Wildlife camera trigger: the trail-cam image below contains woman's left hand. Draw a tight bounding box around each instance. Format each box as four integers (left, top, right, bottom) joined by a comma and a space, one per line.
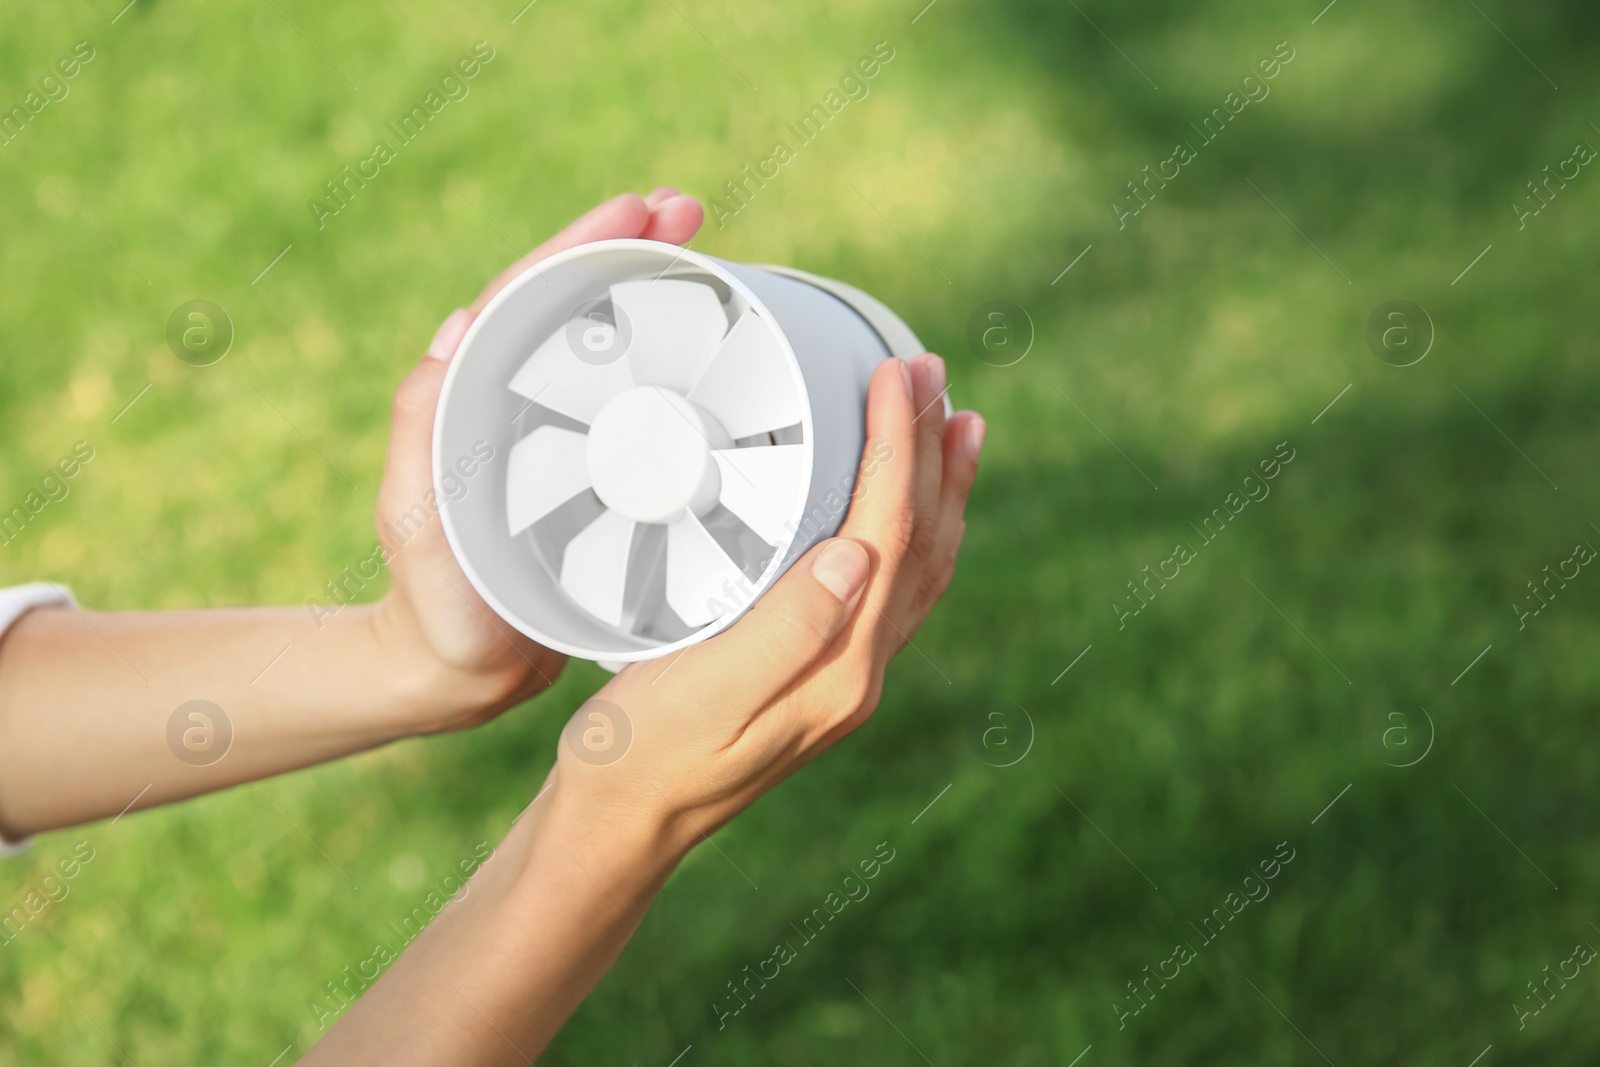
371, 188, 705, 730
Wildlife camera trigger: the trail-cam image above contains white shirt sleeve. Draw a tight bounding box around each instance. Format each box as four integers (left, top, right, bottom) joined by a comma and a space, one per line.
0, 582, 75, 857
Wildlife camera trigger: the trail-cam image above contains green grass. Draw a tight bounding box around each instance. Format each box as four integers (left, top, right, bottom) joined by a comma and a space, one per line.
4, 0, 1600, 1062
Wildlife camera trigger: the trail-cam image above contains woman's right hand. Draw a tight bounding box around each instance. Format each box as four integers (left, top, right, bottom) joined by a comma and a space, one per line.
302, 352, 981, 1067
546, 349, 985, 855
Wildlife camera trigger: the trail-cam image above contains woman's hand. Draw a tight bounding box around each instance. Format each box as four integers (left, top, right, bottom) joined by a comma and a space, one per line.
0, 189, 709, 839
302, 349, 983, 1067
551, 348, 984, 851
370, 189, 706, 731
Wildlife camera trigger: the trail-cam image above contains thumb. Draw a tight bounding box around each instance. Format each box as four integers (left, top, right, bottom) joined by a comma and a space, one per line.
646, 538, 872, 708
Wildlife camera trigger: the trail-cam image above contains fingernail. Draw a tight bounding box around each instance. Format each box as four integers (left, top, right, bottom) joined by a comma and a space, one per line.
927, 355, 946, 396
812, 538, 870, 607
965, 415, 986, 459
898, 359, 914, 397
427, 309, 470, 361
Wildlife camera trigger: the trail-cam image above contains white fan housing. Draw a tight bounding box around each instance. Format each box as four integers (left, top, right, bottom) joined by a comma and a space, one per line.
433, 239, 927, 664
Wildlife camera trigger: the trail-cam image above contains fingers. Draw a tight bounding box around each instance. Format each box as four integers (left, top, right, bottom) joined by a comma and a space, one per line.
902, 352, 948, 593
907, 410, 984, 627
469, 193, 650, 314
425, 308, 473, 363
640, 195, 704, 244
377, 340, 454, 544
525, 192, 653, 261
469, 191, 705, 314
839, 358, 918, 565
908, 355, 948, 512
828, 354, 982, 664
834, 358, 923, 656
640, 537, 871, 714
408, 187, 704, 523
379, 308, 470, 523
934, 412, 983, 557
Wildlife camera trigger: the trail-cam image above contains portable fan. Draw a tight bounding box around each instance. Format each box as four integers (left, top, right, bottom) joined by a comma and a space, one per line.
433, 239, 929, 664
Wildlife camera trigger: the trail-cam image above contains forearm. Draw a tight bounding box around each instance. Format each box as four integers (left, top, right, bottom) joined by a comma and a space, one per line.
303, 776, 685, 1065
0, 598, 485, 837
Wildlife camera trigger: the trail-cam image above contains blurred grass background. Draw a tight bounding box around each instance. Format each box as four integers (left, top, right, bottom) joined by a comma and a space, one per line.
3, 0, 1599, 1062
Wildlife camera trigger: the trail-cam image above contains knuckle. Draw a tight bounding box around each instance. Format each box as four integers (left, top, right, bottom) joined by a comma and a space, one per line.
827, 667, 879, 732
842, 650, 880, 707
926, 551, 958, 599
909, 519, 939, 562
887, 503, 919, 555
908, 569, 953, 625
947, 470, 976, 513
853, 668, 882, 714
771, 594, 840, 653
391, 381, 423, 422
853, 671, 885, 722
391, 366, 437, 422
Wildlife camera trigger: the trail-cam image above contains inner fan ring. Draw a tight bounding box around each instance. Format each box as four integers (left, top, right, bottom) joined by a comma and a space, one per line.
434, 238, 909, 665
500, 267, 810, 638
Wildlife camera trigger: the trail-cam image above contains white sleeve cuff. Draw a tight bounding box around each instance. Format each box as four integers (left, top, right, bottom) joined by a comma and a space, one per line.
0, 582, 76, 857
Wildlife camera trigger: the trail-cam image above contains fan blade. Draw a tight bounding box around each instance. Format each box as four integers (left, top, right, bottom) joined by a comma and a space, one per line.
665, 513, 748, 628
508, 327, 634, 425
609, 279, 729, 394
687, 311, 804, 440
506, 426, 592, 535
560, 509, 636, 627
712, 444, 807, 546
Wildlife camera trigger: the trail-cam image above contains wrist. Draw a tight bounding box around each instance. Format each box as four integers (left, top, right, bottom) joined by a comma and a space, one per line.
531, 770, 691, 891
354, 597, 518, 735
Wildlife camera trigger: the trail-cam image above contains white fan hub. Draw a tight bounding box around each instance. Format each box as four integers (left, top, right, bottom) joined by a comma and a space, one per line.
586, 385, 729, 525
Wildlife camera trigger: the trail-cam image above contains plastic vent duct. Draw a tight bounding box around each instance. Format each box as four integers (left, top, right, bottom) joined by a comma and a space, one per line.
433, 238, 927, 664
